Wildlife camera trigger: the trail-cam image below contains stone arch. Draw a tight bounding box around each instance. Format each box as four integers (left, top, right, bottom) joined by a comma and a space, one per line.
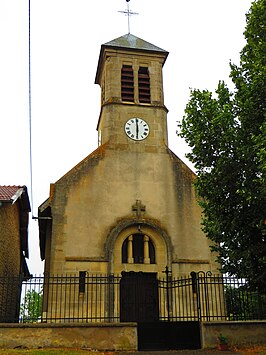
104, 218, 173, 274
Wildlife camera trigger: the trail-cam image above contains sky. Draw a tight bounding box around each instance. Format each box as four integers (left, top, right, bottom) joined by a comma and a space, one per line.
0, 0, 253, 274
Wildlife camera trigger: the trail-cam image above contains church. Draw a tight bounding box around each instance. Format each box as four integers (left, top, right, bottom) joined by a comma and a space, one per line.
38, 33, 218, 279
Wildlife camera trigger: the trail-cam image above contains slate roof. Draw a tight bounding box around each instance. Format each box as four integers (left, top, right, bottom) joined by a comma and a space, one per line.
104, 33, 168, 54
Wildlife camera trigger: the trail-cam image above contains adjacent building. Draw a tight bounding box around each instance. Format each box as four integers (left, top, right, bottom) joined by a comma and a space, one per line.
0, 185, 31, 322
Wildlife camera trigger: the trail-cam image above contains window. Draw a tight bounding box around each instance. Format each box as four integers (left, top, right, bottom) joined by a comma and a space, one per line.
138, 67, 150, 103
101, 79, 105, 104
121, 66, 151, 103
98, 129, 102, 146
79, 271, 86, 293
122, 233, 155, 264
133, 233, 144, 263
121, 65, 134, 102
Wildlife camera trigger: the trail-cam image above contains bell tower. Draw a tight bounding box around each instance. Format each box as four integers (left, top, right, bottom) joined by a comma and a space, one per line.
95, 34, 169, 149
39, 32, 218, 279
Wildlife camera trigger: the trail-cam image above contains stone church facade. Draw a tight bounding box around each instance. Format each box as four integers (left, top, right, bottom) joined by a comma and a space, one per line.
38, 34, 218, 279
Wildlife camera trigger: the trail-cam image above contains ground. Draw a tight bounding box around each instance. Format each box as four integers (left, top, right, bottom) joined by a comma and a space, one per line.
0, 346, 265, 355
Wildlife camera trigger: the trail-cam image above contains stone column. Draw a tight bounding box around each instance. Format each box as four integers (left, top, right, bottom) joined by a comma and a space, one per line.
127, 236, 134, 263
144, 235, 150, 264
132, 63, 137, 103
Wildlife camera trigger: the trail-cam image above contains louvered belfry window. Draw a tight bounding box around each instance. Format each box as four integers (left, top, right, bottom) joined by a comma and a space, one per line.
121, 65, 134, 102
138, 67, 150, 103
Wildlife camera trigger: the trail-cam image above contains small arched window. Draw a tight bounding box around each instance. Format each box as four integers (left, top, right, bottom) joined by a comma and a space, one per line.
122, 233, 155, 264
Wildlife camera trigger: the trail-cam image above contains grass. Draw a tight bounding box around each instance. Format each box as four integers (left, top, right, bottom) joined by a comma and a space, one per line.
2, 352, 108, 355
0, 346, 265, 354
233, 345, 266, 354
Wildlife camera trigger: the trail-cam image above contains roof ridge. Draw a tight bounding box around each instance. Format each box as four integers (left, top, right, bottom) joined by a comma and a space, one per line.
0, 185, 23, 188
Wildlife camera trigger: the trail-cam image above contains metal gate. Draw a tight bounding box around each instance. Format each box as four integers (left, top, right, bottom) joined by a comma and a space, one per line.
120, 271, 159, 322
120, 270, 201, 350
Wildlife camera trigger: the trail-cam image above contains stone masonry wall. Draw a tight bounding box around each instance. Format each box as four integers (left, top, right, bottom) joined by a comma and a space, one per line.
0, 203, 21, 322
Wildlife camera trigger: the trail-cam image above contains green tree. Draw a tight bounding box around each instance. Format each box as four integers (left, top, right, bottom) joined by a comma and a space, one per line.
178, 0, 266, 291
225, 285, 266, 320
20, 289, 43, 322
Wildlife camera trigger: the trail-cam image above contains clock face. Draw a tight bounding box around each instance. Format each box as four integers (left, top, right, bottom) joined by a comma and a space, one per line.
125, 118, 150, 141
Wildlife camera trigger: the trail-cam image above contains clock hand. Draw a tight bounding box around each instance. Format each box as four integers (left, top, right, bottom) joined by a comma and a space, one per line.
136, 118, 139, 139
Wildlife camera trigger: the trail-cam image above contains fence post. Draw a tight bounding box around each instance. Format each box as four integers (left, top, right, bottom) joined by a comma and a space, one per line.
163, 266, 172, 322
191, 271, 201, 321
107, 274, 114, 322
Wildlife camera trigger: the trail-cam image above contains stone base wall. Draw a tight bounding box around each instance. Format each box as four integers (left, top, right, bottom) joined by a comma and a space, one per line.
201, 321, 266, 348
0, 323, 137, 351
1, 321, 265, 350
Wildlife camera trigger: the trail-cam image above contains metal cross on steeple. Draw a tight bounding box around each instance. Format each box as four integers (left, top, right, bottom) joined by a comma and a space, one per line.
118, 0, 138, 34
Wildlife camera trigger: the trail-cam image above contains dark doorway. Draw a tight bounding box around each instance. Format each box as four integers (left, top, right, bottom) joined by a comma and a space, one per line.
120, 271, 159, 322
120, 271, 201, 350
138, 321, 201, 350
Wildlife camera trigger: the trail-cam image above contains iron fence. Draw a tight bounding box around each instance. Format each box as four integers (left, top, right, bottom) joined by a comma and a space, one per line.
159, 271, 266, 322
0, 271, 265, 323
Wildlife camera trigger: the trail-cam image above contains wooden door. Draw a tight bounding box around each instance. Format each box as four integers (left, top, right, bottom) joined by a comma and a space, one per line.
120, 271, 159, 322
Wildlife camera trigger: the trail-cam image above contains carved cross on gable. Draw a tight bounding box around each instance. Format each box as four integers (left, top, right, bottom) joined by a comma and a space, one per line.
132, 199, 146, 218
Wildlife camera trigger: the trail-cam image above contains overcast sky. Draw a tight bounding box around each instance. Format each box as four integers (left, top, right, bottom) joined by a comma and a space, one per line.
0, 0, 252, 274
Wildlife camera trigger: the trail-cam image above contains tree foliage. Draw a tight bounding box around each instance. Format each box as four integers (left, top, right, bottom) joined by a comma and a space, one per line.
20, 289, 43, 322
225, 285, 266, 320
178, 0, 266, 290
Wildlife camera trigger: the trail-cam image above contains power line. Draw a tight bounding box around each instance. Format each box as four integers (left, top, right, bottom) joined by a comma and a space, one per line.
28, 1, 51, 222
28, 0, 35, 218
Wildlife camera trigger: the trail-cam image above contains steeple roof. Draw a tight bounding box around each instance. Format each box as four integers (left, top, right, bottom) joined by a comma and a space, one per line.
104, 33, 168, 54
95, 33, 168, 84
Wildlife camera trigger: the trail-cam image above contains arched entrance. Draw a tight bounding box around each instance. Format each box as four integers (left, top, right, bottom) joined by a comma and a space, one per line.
104, 219, 171, 324
104, 219, 172, 275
